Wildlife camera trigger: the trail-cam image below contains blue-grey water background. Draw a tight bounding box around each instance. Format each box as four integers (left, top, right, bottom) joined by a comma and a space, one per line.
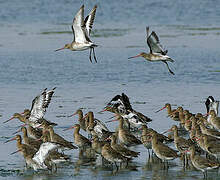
0, 0, 220, 179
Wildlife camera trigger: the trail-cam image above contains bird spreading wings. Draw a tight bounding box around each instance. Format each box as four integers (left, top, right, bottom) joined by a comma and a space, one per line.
72, 5, 97, 43
29, 87, 56, 122
146, 26, 168, 55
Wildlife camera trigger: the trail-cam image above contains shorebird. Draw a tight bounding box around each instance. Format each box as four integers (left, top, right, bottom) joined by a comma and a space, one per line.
150, 131, 179, 169
202, 135, 220, 159
155, 103, 179, 121
26, 125, 42, 139
55, 5, 98, 63
108, 134, 140, 158
69, 109, 87, 131
166, 125, 194, 167
64, 124, 91, 149
4, 135, 37, 156
209, 110, 220, 130
26, 88, 56, 123
101, 94, 127, 114
101, 143, 129, 170
91, 135, 109, 154
22, 109, 57, 128
116, 115, 142, 146
205, 96, 219, 115
47, 126, 78, 150
198, 120, 220, 139
85, 111, 112, 140
104, 93, 152, 126
4, 88, 57, 128
141, 125, 153, 155
186, 146, 219, 178
128, 27, 175, 75
13, 127, 42, 149
12, 142, 65, 171
4, 113, 27, 124
205, 96, 219, 124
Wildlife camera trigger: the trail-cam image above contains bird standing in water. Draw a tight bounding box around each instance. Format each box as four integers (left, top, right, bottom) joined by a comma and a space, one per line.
55, 5, 98, 63
128, 27, 175, 75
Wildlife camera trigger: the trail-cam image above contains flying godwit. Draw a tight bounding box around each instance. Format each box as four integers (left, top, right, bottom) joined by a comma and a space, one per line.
55, 5, 98, 63
128, 27, 175, 75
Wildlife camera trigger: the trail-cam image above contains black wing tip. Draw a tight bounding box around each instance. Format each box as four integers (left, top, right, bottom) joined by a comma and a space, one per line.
146, 26, 149, 31
94, 4, 98, 9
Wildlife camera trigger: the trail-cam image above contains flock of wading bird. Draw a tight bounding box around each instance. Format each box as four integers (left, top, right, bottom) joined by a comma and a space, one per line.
3, 87, 220, 178
55, 5, 175, 75
2, 4, 220, 179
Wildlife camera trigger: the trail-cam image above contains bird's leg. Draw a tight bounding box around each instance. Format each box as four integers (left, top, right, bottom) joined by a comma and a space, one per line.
89, 48, 93, 63
148, 149, 150, 158
162, 61, 175, 75
120, 162, 123, 168
92, 48, 97, 63
115, 162, 118, 171
183, 153, 186, 170
203, 171, 206, 179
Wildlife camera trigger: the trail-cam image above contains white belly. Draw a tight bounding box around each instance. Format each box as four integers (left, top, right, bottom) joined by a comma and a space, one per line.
72, 43, 92, 51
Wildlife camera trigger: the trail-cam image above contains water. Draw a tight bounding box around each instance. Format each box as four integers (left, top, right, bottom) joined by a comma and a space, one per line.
0, 0, 220, 179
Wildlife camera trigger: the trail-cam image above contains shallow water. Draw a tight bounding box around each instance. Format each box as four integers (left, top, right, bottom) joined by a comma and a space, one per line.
0, 0, 220, 179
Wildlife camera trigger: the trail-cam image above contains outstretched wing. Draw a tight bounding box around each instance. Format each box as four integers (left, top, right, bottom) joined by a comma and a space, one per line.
72, 5, 89, 43
84, 5, 97, 37
121, 93, 133, 111
33, 142, 62, 165
106, 94, 126, 114
94, 118, 109, 133
147, 27, 168, 55
29, 88, 56, 122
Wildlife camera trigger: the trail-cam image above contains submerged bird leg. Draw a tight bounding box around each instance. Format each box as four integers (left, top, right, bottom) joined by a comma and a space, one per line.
53, 164, 57, 173
148, 149, 150, 158
92, 47, 97, 63
162, 61, 175, 75
89, 48, 93, 63
115, 162, 119, 171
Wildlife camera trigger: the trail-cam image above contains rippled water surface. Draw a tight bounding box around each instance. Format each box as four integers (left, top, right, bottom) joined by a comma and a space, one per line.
0, 0, 220, 179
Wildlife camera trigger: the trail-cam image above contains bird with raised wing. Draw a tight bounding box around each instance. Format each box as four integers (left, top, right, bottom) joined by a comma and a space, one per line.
55, 5, 98, 63
26, 87, 56, 126
128, 27, 175, 75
